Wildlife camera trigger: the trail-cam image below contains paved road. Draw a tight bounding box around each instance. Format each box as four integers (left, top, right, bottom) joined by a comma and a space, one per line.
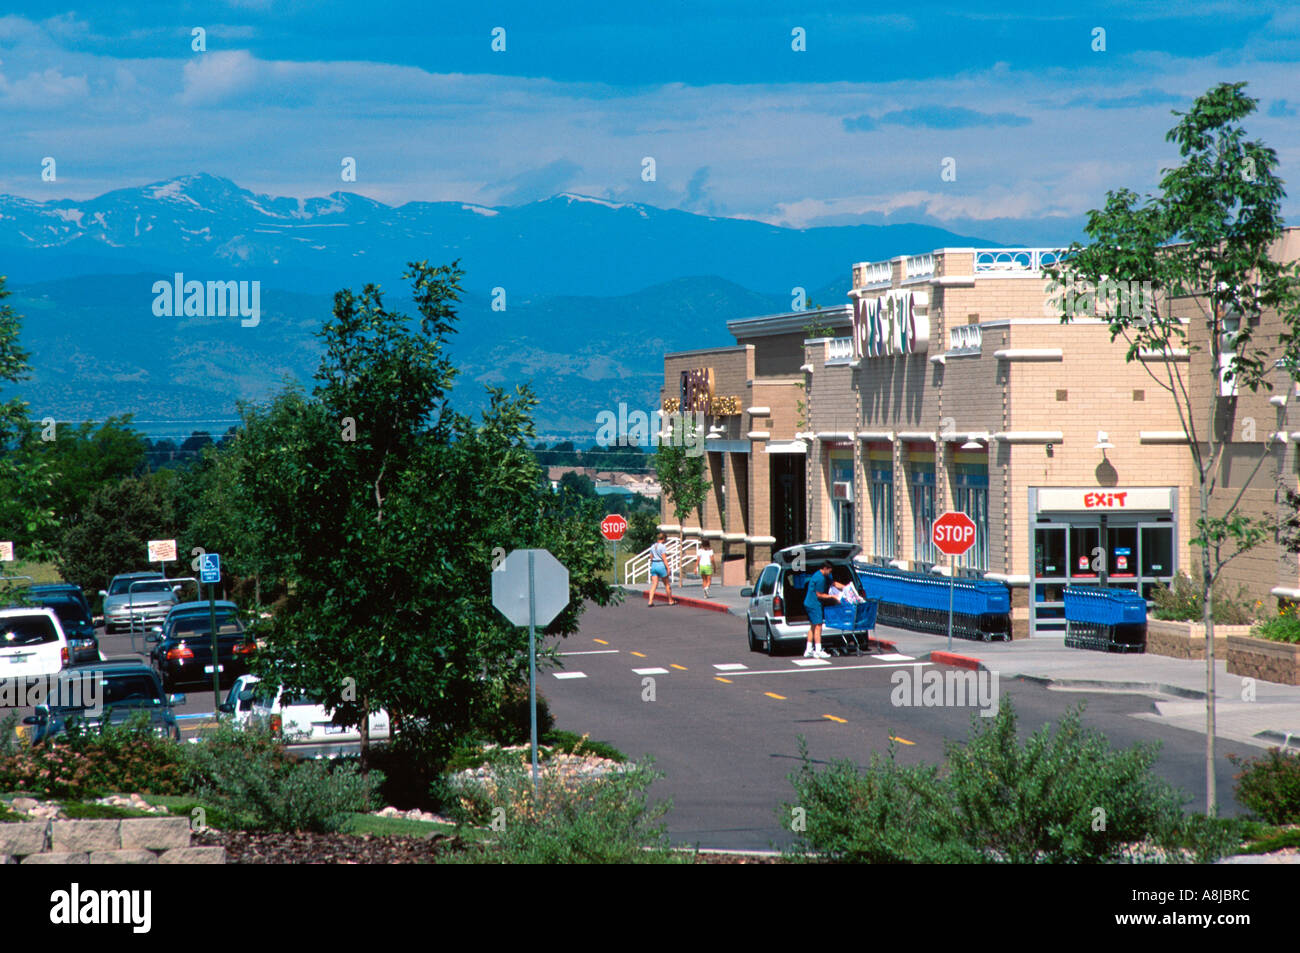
544, 599, 1249, 851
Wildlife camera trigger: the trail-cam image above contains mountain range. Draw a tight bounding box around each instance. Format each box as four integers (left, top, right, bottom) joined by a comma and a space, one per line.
0, 174, 1002, 432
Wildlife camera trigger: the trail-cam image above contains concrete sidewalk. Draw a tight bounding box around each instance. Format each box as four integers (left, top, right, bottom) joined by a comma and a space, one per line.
621, 581, 1300, 752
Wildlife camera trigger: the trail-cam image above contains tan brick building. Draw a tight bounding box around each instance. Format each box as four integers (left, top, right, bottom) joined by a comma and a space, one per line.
659, 306, 852, 584
657, 234, 1300, 634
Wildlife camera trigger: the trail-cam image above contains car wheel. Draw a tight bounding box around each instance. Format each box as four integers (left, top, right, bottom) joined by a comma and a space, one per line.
765, 622, 778, 657
747, 615, 762, 653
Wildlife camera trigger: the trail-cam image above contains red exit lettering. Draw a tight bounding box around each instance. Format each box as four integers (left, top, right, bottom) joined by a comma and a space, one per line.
1083, 492, 1127, 508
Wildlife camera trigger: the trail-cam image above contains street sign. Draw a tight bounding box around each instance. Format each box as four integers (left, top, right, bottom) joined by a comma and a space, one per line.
200, 552, 221, 585
148, 539, 177, 563
600, 514, 628, 542
933, 511, 977, 557
0, 542, 12, 562
492, 548, 569, 627
491, 548, 570, 791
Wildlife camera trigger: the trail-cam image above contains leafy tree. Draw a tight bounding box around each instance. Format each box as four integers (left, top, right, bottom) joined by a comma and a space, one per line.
241, 261, 616, 768
558, 470, 598, 500
56, 472, 180, 595
17, 416, 147, 529
0, 276, 59, 558
1046, 82, 1300, 814
654, 419, 710, 582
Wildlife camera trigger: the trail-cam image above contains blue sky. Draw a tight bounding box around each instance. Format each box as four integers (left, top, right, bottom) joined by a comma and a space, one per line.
2, 1, 1298, 244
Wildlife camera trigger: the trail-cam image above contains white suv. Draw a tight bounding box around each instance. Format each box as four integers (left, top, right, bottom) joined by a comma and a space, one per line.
0, 608, 70, 678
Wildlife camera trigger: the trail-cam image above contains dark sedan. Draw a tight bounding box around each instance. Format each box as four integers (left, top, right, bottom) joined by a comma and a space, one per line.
147, 609, 255, 692
21, 662, 184, 743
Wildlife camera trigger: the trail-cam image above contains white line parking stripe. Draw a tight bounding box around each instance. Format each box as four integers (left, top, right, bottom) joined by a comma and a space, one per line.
874, 653, 915, 661
632, 667, 670, 675
552, 672, 588, 679
730, 662, 933, 677
560, 649, 620, 656
713, 663, 748, 671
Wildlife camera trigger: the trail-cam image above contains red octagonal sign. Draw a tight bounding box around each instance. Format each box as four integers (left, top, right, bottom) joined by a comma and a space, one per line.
932, 511, 977, 557
600, 514, 628, 542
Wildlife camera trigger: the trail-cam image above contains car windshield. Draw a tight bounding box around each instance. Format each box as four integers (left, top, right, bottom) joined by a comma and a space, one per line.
55, 673, 164, 709
109, 577, 162, 590
0, 615, 58, 647
125, 581, 173, 596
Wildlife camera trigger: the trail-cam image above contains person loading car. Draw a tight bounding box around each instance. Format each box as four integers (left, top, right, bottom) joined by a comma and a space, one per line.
802, 561, 840, 659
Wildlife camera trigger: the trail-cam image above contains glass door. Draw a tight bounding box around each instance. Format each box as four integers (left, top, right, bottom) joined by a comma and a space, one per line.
1139, 523, 1175, 601
1033, 525, 1068, 633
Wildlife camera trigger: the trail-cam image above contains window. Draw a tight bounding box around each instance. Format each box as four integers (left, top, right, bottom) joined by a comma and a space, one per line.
910, 463, 936, 565
869, 466, 894, 559
952, 463, 989, 572
757, 566, 779, 596
830, 457, 854, 544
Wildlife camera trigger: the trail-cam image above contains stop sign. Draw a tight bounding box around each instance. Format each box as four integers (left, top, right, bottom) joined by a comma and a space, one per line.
600, 514, 628, 542
932, 511, 977, 556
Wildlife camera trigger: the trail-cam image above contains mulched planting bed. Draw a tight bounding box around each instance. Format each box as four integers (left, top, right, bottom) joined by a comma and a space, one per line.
193, 829, 783, 863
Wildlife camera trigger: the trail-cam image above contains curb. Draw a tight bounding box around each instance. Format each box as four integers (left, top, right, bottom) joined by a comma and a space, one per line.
646, 591, 731, 614
929, 651, 982, 671
1253, 729, 1300, 749
1019, 675, 1208, 699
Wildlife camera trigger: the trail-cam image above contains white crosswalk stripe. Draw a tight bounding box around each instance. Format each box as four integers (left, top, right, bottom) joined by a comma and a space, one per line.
632, 667, 670, 675
552, 672, 588, 679
713, 663, 748, 671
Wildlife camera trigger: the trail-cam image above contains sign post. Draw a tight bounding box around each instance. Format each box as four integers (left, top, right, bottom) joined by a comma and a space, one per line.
491, 549, 569, 791
200, 553, 222, 710
600, 514, 628, 583
932, 512, 978, 652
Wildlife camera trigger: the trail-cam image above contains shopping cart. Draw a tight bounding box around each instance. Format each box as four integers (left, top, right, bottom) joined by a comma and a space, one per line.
821, 599, 880, 657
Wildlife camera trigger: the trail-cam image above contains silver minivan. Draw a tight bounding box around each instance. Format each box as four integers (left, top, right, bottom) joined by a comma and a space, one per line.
742, 542, 870, 655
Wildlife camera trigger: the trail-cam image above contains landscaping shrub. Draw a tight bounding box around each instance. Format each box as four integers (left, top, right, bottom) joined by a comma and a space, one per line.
443, 757, 682, 863
1150, 572, 1254, 624
0, 712, 189, 800
1230, 747, 1300, 825
787, 702, 1234, 864
183, 721, 382, 833
1251, 603, 1300, 645
472, 681, 555, 747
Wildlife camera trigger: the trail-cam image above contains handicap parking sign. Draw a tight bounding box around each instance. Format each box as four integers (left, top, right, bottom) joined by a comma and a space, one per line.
200, 552, 221, 584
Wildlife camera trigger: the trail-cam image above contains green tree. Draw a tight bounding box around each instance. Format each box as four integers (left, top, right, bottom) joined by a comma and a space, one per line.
18, 416, 147, 530
654, 419, 710, 582
1046, 82, 1300, 814
242, 262, 616, 768
56, 472, 180, 595
0, 276, 59, 559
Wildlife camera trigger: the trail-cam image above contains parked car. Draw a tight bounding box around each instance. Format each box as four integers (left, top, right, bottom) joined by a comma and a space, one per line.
0, 607, 69, 678
146, 605, 255, 692
742, 542, 870, 656
100, 572, 178, 633
21, 662, 184, 743
152, 600, 242, 640
27, 583, 92, 618
219, 674, 390, 758
24, 592, 98, 664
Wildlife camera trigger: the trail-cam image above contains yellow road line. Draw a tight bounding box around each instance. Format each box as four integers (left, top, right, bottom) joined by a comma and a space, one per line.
670, 663, 687, 671
630, 651, 646, 658
764, 692, 786, 700
593, 638, 609, 645
714, 676, 732, 684
889, 735, 916, 746
823, 714, 847, 724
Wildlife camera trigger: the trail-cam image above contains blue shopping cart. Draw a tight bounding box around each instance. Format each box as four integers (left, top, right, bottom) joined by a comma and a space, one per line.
821, 599, 880, 657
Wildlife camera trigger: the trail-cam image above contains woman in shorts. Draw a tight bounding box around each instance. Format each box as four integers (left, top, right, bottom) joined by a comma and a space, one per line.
698, 539, 715, 597
647, 533, 675, 606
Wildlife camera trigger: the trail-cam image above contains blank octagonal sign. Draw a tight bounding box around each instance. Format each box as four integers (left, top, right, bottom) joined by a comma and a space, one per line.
491, 548, 570, 627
